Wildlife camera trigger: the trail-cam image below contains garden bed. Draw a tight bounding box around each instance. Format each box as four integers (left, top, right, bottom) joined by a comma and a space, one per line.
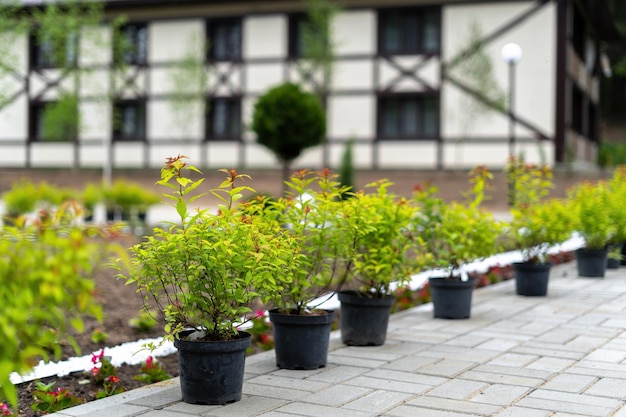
11, 232, 575, 416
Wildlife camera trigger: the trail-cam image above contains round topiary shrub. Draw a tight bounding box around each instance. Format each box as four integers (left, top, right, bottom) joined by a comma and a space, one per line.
252, 82, 326, 181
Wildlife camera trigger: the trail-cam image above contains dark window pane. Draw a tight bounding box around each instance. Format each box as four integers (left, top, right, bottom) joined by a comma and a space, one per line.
423, 98, 437, 135
210, 20, 241, 61
423, 13, 439, 52
404, 15, 418, 53
380, 96, 439, 139
136, 26, 148, 64
382, 99, 398, 136
402, 100, 418, 135
118, 24, 148, 65
383, 14, 401, 53
33, 31, 78, 68
114, 101, 145, 141
379, 8, 440, 55
207, 98, 241, 140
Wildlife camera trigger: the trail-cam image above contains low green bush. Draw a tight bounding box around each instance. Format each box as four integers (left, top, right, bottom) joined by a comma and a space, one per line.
0, 204, 119, 408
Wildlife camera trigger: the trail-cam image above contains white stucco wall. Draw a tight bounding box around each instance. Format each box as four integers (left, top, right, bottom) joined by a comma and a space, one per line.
327, 95, 375, 140
0, 96, 27, 142
79, 25, 111, 67
148, 99, 204, 140
0, 1, 568, 170
244, 15, 286, 59
334, 10, 376, 56
245, 63, 285, 95
441, 2, 556, 147
31, 143, 76, 167
150, 20, 204, 63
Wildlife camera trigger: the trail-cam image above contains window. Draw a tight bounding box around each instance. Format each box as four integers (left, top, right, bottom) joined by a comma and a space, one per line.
206, 97, 241, 140
113, 100, 146, 141
378, 95, 438, 139
379, 8, 440, 55
207, 19, 241, 61
289, 12, 332, 59
30, 97, 79, 142
288, 14, 306, 59
31, 31, 78, 69
115, 23, 148, 66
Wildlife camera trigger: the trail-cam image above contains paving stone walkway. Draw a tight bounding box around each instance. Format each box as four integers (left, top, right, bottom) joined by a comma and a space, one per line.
49, 260, 626, 417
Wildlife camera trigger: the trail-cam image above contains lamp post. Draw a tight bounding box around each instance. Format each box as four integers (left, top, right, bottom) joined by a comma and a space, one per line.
501, 42, 522, 207
501, 42, 523, 158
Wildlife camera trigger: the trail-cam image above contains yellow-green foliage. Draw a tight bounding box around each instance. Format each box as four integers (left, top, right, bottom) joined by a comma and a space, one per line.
259, 169, 358, 313
607, 166, 626, 244
0, 203, 109, 408
413, 166, 504, 276
118, 158, 300, 341
567, 181, 615, 250
104, 180, 160, 213
3, 180, 76, 217
342, 179, 420, 297
512, 198, 574, 263
508, 161, 573, 262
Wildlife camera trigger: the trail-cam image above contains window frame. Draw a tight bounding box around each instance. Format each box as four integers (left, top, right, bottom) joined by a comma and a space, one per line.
29, 99, 79, 143
377, 7, 441, 56
30, 30, 79, 69
206, 18, 242, 62
112, 99, 147, 142
377, 93, 440, 140
114, 22, 148, 67
205, 96, 242, 141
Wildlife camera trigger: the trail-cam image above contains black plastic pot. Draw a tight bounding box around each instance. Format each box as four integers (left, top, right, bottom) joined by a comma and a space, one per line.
513, 262, 551, 296
174, 331, 251, 405
269, 309, 334, 370
607, 257, 621, 269
576, 247, 608, 278
338, 290, 395, 346
429, 277, 476, 319
621, 242, 626, 266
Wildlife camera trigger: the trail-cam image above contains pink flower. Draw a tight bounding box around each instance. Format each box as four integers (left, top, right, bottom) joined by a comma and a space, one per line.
91, 348, 105, 365
145, 356, 154, 368
0, 403, 11, 416
91, 367, 100, 377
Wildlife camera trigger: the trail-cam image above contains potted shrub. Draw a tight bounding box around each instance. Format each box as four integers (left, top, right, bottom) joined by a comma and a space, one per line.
117, 156, 299, 404
508, 161, 574, 295
337, 179, 421, 346
136, 187, 161, 224
258, 169, 359, 369
81, 183, 103, 222
606, 166, 626, 268
567, 181, 615, 277
510, 198, 573, 295
413, 166, 504, 319
3, 179, 39, 226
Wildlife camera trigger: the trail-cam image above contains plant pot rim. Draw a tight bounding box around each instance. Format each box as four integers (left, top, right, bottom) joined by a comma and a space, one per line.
428, 276, 476, 282
269, 308, 334, 316
338, 289, 395, 299
513, 261, 553, 267
175, 329, 251, 343
576, 246, 608, 252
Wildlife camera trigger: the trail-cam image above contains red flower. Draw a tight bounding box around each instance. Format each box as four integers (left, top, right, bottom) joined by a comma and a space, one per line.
91, 367, 100, 377
107, 375, 120, 384
145, 356, 155, 368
